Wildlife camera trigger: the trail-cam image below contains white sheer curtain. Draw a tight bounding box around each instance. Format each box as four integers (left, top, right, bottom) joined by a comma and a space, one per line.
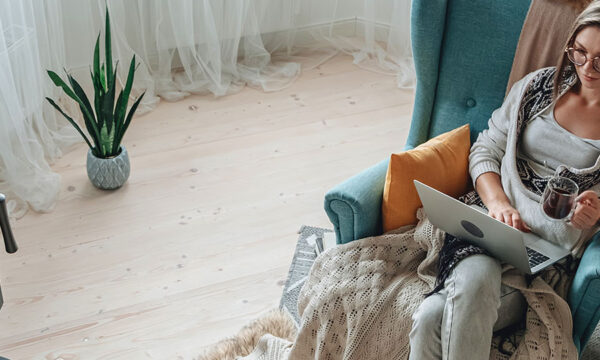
0, 0, 414, 218
64, 0, 305, 113
288, 0, 415, 88
66, 0, 414, 112
0, 0, 79, 218
338, 0, 415, 88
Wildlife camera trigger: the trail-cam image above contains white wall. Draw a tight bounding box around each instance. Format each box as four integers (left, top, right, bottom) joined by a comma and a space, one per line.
293, 0, 362, 28
290, 0, 395, 28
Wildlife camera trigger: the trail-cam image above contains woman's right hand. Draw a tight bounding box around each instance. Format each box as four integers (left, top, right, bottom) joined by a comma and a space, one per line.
487, 200, 532, 232
476, 172, 532, 232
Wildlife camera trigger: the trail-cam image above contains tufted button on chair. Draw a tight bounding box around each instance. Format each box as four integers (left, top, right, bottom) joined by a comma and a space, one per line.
323, 0, 600, 354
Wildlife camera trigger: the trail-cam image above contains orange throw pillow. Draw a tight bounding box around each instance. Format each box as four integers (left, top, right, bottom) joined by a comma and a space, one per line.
382, 124, 472, 232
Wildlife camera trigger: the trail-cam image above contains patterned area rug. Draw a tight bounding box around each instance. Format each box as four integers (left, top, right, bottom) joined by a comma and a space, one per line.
279, 225, 600, 358
279, 225, 332, 327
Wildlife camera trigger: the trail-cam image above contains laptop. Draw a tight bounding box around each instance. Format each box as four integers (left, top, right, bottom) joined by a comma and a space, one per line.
413, 180, 570, 274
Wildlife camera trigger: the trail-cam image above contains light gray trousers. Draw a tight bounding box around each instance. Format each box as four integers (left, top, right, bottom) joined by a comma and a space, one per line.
408, 254, 523, 360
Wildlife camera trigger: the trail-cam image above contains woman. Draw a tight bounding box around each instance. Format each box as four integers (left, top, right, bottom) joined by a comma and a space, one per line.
409, 2, 600, 359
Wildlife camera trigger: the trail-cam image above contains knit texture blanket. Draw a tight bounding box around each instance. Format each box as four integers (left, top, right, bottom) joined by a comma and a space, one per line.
241, 210, 577, 360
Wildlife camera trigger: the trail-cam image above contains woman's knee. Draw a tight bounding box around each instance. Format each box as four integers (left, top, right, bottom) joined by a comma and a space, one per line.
450, 255, 502, 300
410, 295, 444, 336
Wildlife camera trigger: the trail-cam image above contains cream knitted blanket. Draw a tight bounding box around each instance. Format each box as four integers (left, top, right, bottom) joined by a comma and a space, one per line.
241, 210, 578, 360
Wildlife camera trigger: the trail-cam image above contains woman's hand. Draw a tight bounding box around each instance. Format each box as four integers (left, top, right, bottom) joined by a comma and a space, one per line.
475, 172, 532, 232
487, 200, 532, 232
570, 190, 600, 230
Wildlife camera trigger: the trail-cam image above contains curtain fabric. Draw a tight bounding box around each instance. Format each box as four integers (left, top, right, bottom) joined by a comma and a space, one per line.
0, 0, 414, 218
300, 0, 415, 88
0, 0, 79, 218
105, 0, 303, 111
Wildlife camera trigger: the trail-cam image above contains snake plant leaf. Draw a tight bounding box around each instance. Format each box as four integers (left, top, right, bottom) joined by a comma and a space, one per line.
119, 56, 136, 119
98, 123, 115, 157
114, 87, 125, 125
112, 56, 136, 148
111, 91, 125, 155
67, 74, 102, 150
105, 7, 113, 90
124, 56, 136, 94
100, 64, 107, 92
47, 70, 79, 103
91, 67, 105, 134
67, 73, 95, 123
114, 92, 145, 150
93, 34, 100, 84
103, 64, 117, 136
46, 97, 96, 153
47, 70, 97, 133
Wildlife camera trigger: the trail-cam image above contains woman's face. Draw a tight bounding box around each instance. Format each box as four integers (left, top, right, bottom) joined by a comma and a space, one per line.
572, 26, 600, 91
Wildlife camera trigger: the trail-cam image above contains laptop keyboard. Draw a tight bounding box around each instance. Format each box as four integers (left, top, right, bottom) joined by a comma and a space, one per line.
526, 247, 550, 268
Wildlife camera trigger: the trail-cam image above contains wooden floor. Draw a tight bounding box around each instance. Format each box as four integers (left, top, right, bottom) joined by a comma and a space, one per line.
0, 54, 413, 359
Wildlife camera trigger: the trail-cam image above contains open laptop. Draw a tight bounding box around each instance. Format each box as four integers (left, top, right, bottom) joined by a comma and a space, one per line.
413, 180, 570, 274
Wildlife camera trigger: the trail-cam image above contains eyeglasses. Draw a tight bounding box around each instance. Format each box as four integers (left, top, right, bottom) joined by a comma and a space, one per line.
565, 47, 600, 73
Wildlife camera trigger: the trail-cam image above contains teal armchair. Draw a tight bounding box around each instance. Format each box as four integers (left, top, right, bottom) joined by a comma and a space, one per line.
324, 0, 600, 354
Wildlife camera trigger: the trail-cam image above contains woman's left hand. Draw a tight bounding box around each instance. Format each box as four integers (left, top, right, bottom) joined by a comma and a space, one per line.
570, 190, 600, 229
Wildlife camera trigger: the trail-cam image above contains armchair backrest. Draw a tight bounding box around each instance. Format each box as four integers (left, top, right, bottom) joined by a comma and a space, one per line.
406, 0, 531, 149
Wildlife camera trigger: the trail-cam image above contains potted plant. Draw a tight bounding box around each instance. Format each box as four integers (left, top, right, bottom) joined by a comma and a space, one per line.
46, 8, 144, 190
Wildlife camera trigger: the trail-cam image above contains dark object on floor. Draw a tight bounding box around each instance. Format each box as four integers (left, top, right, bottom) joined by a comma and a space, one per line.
0, 193, 18, 311
0, 194, 17, 254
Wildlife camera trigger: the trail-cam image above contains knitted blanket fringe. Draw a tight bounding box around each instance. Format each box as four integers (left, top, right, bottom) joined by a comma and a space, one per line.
241, 209, 577, 360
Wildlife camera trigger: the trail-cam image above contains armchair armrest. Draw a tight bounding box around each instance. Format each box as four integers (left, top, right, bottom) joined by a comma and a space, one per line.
568, 231, 600, 354
324, 159, 389, 244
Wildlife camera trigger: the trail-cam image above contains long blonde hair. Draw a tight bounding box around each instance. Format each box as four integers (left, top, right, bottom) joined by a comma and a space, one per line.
553, 0, 600, 97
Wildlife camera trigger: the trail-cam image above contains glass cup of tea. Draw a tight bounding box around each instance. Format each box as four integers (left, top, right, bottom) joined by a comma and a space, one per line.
540, 176, 579, 221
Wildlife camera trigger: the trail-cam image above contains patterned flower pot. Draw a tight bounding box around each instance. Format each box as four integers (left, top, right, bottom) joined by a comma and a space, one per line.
86, 146, 130, 190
